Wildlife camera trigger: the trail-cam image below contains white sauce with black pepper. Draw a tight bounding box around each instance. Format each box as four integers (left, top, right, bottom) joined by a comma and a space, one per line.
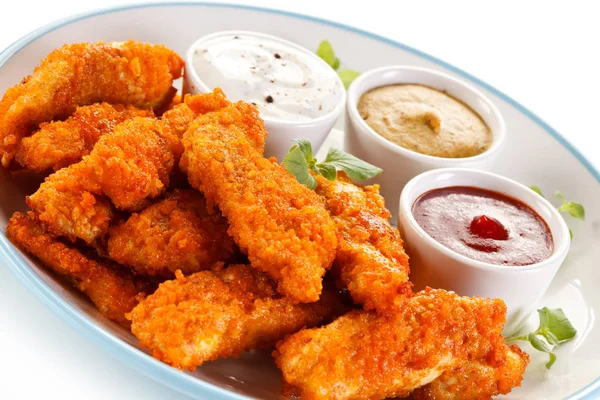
192, 33, 343, 121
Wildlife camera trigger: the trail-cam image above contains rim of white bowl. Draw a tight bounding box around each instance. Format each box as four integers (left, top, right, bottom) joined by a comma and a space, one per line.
347, 65, 506, 164
185, 30, 347, 128
399, 167, 571, 272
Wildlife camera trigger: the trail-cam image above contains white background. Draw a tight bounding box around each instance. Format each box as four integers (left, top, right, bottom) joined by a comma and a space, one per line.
0, 1, 598, 399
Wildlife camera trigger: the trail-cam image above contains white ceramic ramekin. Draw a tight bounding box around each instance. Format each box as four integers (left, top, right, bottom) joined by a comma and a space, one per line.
184, 31, 346, 161
345, 66, 506, 221
398, 168, 571, 334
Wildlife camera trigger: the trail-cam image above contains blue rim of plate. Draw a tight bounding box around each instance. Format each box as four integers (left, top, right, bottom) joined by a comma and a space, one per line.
0, 3, 598, 400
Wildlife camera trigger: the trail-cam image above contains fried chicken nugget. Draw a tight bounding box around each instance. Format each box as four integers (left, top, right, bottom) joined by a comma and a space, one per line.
15, 103, 153, 173
0, 41, 183, 168
7, 212, 154, 327
108, 189, 236, 277
28, 117, 179, 243
315, 173, 411, 313
274, 288, 529, 400
129, 264, 346, 371
180, 97, 337, 303
413, 345, 529, 400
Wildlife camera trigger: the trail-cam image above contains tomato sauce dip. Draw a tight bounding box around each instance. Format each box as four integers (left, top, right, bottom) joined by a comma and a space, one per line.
412, 186, 553, 266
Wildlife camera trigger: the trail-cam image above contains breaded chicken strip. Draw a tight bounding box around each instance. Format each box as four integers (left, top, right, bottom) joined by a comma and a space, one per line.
315, 173, 411, 313
26, 162, 114, 244
413, 345, 529, 400
108, 189, 236, 277
160, 89, 231, 138
129, 264, 346, 371
15, 103, 153, 173
7, 212, 154, 327
28, 117, 179, 243
274, 288, 528, 400
180, 98, 337, 303
0, 41, 183, 168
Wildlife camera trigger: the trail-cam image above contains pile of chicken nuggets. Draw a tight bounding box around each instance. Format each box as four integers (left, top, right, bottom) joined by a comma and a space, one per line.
0, 41, 529, 400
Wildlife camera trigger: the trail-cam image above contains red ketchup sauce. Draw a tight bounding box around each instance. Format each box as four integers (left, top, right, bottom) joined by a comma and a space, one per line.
412, 186, 553, 266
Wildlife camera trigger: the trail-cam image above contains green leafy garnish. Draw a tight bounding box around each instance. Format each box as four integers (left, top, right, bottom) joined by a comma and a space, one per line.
556, 191, 585, 221
316, 40, 340, 70
507, 307, 577, 369
530, 185, 544, 197
316, 40, 361, 89
283, 139, 382, 189
529, 186, 585, 238
338, 69, 362, 89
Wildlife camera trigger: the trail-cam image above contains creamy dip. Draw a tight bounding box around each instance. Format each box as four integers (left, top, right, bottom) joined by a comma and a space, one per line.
358, 84, 492, 158
192, 33, 343, 121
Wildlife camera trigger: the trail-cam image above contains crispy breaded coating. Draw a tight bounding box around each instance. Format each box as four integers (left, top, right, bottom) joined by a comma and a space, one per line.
274, 288, 528, 400
107, 189, 236, 277
26, 162, 113, 244
315, 173, 411, 313
15, 103, 153, 173
0, 41, 183, 168
160, 89, 231, 139
180, 96, 337, 303
129, 264, 346, 371
7, 212, 153, 327
27, 117, 179, 243
413, 345, 529, 400
86, 116, 179, 210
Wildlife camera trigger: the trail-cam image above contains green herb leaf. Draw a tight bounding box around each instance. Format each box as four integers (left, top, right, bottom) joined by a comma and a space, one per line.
530, 185, 544, 197
283, 144, 317, 190
537, 307, 577, 343
546, 352, 557, 369
555, 191, 585, 220
314, 163, 337, 181
293, 139, 313, 162
557, 201, 585, 221
316, 41, 340, 70
283, 141, 382, 188
338, 69, 361, 89
506, 307, 577, 369
322, 147, 382, 181
569, 229, 573, 240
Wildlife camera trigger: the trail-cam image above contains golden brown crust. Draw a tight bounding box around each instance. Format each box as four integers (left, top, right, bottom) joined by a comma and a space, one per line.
107, 189, 236, 277
129, 264, 346, 371
15, 103, 153, 173
0, 41, 183, 167
27, 116, 180, 244
315, 173, 411, 313
274, 288, 526, 400
412, 345, 530, 400
6, 212, 152, 327
180, 96, 337, 303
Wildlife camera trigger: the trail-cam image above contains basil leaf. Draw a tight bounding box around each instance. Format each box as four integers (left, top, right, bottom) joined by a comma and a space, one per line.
537, 307, 577, 343
555, 191, 566, 203
530, 185, 544, 197
504, 307, 576, 369
323, 147, 382, 181
558, 202, 585, 221
314, 163, 337, 181
283, 145, 317, 190
528, 333, 553, 353
316, 40, 339, 70
293, 139, 314, 162
338, 69, 361, 89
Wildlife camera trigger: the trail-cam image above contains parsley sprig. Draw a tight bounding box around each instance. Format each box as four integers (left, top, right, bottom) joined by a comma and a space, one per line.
507, 307, 577, 369
317, 40, 361, 89
530, 186, 585, 238
283, 139, 382, 190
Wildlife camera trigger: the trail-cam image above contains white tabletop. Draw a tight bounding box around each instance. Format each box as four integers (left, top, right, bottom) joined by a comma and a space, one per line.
0, 1, 598, 399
